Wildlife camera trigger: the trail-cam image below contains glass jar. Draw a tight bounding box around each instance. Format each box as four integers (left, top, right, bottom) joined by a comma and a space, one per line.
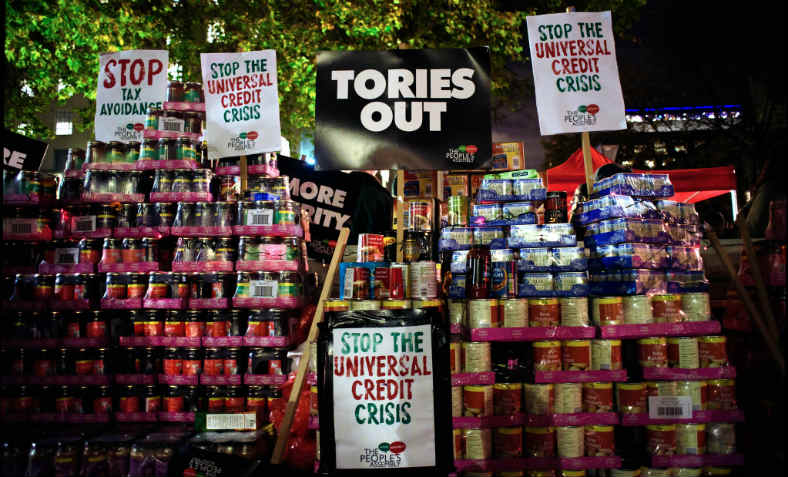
467, 244, 492, 299
158, 138, 177, 161
140, 138, 158, 160
185, 310, 205, 338
184, 82, 203, 102
278, 272, 302, 300
117, 203, 137, 228
122, 238, 144, 263
172, 169, 192, 193
126, 273, 147, 299
184, 112, 202, 135
152, 169, 173, 194
107, 141, 125, 163
176, 136, 195, 162
167, 81, 185, 102
274, 201, 299, 225
102, 238, 123, 265
192, 169, 211, 193
545, 191, 568, 224
85, 141, 106, 165
65, 148, 85, 171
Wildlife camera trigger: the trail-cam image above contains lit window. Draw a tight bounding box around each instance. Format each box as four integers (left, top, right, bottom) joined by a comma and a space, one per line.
55, 110, 74, 135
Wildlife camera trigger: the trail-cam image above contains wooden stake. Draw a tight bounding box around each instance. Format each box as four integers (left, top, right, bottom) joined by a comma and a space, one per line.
706, 225, 785, 375
271, 227, 351, 464
239, 155, 248, 194
581, 131, 594, 195
737, 217, 781, 339
396, 169, 405, 262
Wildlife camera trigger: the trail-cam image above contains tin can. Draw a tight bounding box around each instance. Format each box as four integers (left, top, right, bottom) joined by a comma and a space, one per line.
646, 424, 677, 456
529, 298, 560, 327
463, 342, 491, 372
495, 427, 523, 457
555, 383, 583, 414
490, 259, 517, 299
646, 381, 678, 398
357, 233, 384, 262
667, 337, 699, 368
525, 427, 555, 457
533, 340, 562, 371
463, 385, 493, 417
617, 383, 648, 414
583, 382, 613, 413
623, 295, 654, 324
493, 382, 522, 415
406, 200, 432, 231
651, 294, 683, 323
556, 426, 584, 458
585, 425, 615, 456
524, 383, 554, 415
707, 379, 737, 410
379, 299, 411, 311
390, 263, 410, 298
500, 298, 528, 327
591, 339, 622, 371
350, 300, 381, 311
409, 261, 438, 299
698, 336, 728, 367
447, 196, 469, 226
637, 337, 669, 368
453, 428, 464, 459
468, 298, 500, 328
681, 292, 711, 322
706, 422, 736, 455
448, 299, 467, 328
559, 297, 589, 327
371, 266, 391, 300
449, 340, 463, 375
463, 428, 492, 460
451, 386, 463, 417
325, 299, 350, 312
676, 380, 707, 411
592, 297, 624, 326
343, 267, 370, 300
562, 340, 591, 371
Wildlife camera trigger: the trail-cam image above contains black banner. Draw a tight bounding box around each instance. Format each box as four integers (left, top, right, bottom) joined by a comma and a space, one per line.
3, 129, 48, 171
278, 155, 393, 261
315, 47, 492, 170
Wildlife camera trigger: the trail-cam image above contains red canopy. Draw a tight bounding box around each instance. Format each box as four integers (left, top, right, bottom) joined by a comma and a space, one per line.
545, 147, 737, 203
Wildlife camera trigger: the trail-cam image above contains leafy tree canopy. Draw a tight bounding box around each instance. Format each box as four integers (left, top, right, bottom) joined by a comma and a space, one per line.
5, 0, 645, 145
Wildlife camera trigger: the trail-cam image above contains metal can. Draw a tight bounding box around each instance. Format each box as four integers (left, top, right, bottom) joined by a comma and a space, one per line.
562, 340, 591, 371
453, 428, 464, 459
529, 298, 560, 327
556, 426, 584, 458
409, 261, 438, 299
343, 267, 370, 300
372, 265, 390, 300
524, 383, 554, 415
637, 337, 668, 368
449, 340, 462, 374
667, 337, 700, 368
381, 299, 411, 310
698, 336, 728, 367
350, 300, 381, 311
623, 295, 654, 324
495, 427, 523, 457
447, 196, 469, 226
707, 379, 737, 410
582, 382, 614, 413
554, 383, 583, 414
533, 340, 562, 372
463, 428, 492, 460
676, 380, 707, 411
592, 297, 624, 326
406, 200, 432, 231
524, 427, 555, 457
448, 299, 467, 328
559, 297, 589, 327
325, 299, 350, 312
390, 263, 410, 298
681, 292, 711, 322
585, 425, 615, 456
591, 339, 622, 371
463, 385, 493, 417
493, 382, 522, 415
468, 298, 500, 328
651, 294, 683, 323
500, 298, 527, 327
617, 383, 648, 414
646, 424, 677, 456
462, 342, 491, 372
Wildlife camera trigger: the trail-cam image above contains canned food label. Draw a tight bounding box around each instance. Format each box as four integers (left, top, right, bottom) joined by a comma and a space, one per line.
183, 360, 201, 376
247, 209, 274, 226
275, 210, 296, 225
164, 396, 184, 413
164, 321, 185, 337
278, 282, 300, 298
119, 396, 140, 413
250, 279, 278, 298
648, 395, 692, 419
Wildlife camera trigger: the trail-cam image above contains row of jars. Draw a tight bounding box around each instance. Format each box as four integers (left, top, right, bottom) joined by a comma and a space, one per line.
2, 170, 57, 198
65, 136, 206, 172
2, 308, 291, 341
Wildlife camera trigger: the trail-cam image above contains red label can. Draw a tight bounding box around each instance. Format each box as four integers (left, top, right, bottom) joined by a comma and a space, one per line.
707, 379, 737, 410
143, 321, 164, 337
75, 359, 94, 376
206, 320, 229, 338
524, 427, 556, 457
493, 383, 522, 415
583, 382, 614, 413
637, 337, 668, 368
144, 396, 160, 413
345, 267, 370, 299
223, 359, 239, 376
203, 359, 223, 376
119, 396, 140, 413
164, 321, 184, 337
617, 383, 648, 414
646, 425, 677, 456
185, 321, 204, 337
373, 266, 391, 299
698, 336, 728, 368
585, 425, 615, 456
562, 340, 591, 371
389, 267, 405, 299
533, 341, 562, 372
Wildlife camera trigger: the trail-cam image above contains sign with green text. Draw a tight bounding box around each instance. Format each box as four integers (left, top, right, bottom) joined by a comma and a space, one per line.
332, 324, 435, 469
526, 11, 627, 135
94, 49, 168, 142
200, 50, 281, 159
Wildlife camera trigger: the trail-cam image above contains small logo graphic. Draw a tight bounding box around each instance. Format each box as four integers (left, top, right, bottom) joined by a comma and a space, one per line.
378, 442, 390, 452
247, 131, 259, 140
126, 123, 134, 130
390, 441, 406, 454
446, 144, 478, 164
563, 104, 599, 127
133, 123, 145, 131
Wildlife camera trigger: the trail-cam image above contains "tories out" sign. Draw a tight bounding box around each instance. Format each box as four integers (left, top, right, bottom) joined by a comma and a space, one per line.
332, 325, 436, 470
526, 11, 627, 135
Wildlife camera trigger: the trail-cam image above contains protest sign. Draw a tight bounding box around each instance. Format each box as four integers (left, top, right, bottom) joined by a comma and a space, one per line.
3, 129, 48, 171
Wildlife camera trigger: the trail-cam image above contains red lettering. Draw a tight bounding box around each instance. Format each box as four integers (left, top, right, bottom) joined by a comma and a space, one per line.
405, 378, 414, 399
410, 356, 422, 375
148, 59, 163, 85
364, 379, 374, 399
561, 58, 571, 74
364, 356, 375, 376
376, 356, 385, 377
577, 40, 587, 56
221, 94, 228, 108
130, 59, 145, 85
552, 60, 562, 75
387, 356, 399, 376
346, 357, 358, 377
386, 379, 400, 399
376, 379, 386, 400
118, 59, 131, 87
243, 75, 251, 90
352, 380, 363, 400
422, 356, 432, 375
103, 59, 116, 88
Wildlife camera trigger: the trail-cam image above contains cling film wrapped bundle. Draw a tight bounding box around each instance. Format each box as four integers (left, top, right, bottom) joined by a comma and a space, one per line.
589, 269, 667, 296
577, 195, 661, 225
588, 243, 670, 270
591, 173, 674, 198
508, 224, 576, 248
655, 200, 700, 225
584, 218, 668, 247
518, 246, 587, 272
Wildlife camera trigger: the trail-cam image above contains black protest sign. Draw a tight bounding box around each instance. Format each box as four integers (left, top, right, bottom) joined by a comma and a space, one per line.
315, 47, 492, 170
3, 129, 49, 171
277, 155, 393, 261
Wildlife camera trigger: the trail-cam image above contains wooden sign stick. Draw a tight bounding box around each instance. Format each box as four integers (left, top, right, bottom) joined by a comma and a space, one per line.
271, 227, 351, 464
396, 169, 405, 262
239, 155, 248, 194
581, 131, 594, 195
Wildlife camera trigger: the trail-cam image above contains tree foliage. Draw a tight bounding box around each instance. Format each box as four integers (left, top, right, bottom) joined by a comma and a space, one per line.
5, 0, 645, 146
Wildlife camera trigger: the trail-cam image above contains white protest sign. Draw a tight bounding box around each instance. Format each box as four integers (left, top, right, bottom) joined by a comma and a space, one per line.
526, 11, 627, 135
332, 325, 436, 469
200, 50, 281, 158
94, 50, 168, 142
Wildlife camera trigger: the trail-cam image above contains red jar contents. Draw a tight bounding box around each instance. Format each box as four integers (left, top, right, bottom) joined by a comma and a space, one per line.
86, 312, 106, 338
225, 386, 245, 411
93, 386, 113, 414
182, 348, 202, 376
143, 385, 160, 413
119, 386, 141, 413
164, 311, 185, 337
467, 245, 491, 299
203, 348, 224, 376
223, 348, 240, 376
163, 348, 183, 376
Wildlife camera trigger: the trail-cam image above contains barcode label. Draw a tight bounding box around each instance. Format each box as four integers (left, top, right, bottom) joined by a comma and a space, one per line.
648, 396, 692, 420
11, 222, 33, 234
250, 280, 278, 298
56, 248, 80, 265
247, 210, 273, 226
158, 117, 185, 132
72, 216, 96, 232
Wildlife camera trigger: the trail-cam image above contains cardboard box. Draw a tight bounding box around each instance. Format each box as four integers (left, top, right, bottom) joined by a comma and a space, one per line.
490, 141, 526, 170
403, 171, 437, 198
441, 172, 470, 198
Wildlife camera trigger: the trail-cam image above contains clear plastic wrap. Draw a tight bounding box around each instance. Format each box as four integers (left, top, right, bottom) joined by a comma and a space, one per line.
656, 200, 700, 224
666, 271, 709, 293
554, 271, 589, 297
502, 201, 538, 225
589, 269, 667, 296
518, 246, 587, 272
473, 226, 507, 249
517, 272, 554, 297
508, 224, 577, 248
577, 195, 661, 225
584, 218, 668, 247
438, 226, 474, 251
592, 173, 674, 198
589, 243, 670, 270
667, 246, 703, 271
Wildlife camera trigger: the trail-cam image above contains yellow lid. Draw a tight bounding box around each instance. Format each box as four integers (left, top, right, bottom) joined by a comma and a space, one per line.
533, 340, 562, 347
413, 299, 441, 308
563, 340, 591, 347
587, 425, 615, 432
495, 426, 523, 435
493, 382, 522, 390
525, 426, 555, 434
652, 294, 681, 302
637, 337, 667, 345
595, 296, 623, 304
698, 335, 726, 343
583, 382, 613, 390
529, 297, 559, 305
646, 424, 676, 431
709, 379, 736, 386
618, 382, 646, 390
464, 385, 490, 392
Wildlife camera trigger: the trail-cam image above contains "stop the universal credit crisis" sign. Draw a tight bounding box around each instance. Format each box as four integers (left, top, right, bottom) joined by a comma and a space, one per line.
332, 325, 435, 469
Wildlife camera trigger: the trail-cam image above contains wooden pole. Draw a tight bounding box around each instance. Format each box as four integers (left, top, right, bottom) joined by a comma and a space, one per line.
706, 225, 785, 375
271, 227, 351, 464
581, 132, 594, 195
239, 155, 248, 195
396, 169, 405, 262
737, 217, 781, 339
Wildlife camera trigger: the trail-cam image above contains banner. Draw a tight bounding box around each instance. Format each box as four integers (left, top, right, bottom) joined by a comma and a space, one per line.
94, 49, 168, 142
315, 47, 492, 170
526, 11, 627, 135
200, 50, 281, 158
332, 324, 435, 469
3, 129, 48, 171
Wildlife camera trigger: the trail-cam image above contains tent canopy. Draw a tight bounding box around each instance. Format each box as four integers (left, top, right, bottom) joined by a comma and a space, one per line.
545, 147, 737, 204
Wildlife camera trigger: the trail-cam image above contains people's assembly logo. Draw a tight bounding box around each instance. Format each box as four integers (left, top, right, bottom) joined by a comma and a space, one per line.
446, 144, 478, 165
564, 104, 599, 127
227, 131, 258, 152
113, 122, 144, 140
359, 441, 406, 467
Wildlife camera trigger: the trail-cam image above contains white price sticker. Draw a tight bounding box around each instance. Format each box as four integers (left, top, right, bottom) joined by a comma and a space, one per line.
648, 396, 693, 420
250, 279, 278, 298
246, 209, 273, 226
72, 216, 97, 233
55, 248, 80, 265
158, 116, 185, 133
